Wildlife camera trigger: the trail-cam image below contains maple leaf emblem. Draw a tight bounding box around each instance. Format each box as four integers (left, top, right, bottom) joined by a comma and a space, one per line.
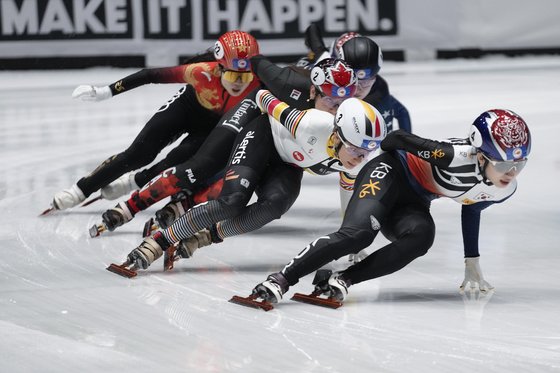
330, 61, 354, 87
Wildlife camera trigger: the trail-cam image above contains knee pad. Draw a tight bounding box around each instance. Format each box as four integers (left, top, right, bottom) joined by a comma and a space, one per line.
414, 222, 435, 256
217, 191, 252, 217
333, 228, 375, 257
415, 232, 435, 256
261, 192, 295, 220
401, 220, 435, 257
348, 229, 376, 250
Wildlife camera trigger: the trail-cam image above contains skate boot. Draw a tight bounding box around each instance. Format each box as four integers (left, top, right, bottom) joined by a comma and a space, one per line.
100, 172, 138, 200
252, 273, 289, 303
155, 191, 193, 229
52, 184, 86, 210
175, 229, 212, 259
127, 232, 170, 270
315, 272, 350, 302
102, 201, 134, 231
163, 225, 222, 270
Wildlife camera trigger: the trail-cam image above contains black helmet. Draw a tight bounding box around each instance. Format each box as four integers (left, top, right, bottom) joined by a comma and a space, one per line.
334, 36, 383, 77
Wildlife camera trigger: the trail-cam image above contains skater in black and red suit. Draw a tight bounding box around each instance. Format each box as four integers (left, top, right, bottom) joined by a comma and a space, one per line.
50, 30, 261, 211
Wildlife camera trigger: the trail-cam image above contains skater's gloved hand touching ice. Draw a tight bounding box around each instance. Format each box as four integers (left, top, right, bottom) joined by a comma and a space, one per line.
460, 257, 494, 293
72, 85, 112, 101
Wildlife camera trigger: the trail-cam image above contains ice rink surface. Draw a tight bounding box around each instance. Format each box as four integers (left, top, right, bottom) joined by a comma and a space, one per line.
1, 57, 559, 372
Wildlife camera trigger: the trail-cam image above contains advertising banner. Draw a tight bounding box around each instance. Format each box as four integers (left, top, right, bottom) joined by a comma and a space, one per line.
0, 0, 558, 68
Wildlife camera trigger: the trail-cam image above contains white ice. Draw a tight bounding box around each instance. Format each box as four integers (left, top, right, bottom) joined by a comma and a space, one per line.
1, 57, 560, 373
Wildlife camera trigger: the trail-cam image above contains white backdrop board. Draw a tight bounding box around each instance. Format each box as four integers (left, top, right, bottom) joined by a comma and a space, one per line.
1, 0, 559, 66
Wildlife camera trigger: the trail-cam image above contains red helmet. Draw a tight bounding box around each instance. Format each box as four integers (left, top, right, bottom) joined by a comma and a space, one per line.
213, 30, 260, 71
311, 58, 357, 98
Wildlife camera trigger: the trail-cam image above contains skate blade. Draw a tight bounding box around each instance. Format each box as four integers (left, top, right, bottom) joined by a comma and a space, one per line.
89, 223, 107, 238
163, 246, 177, 271
229, 295, 274, 311
81, 195, 102, 207
39, 206, 56, 216
291, 292, 343, 309
142, 218, 159, 238
106, 263, 137, 278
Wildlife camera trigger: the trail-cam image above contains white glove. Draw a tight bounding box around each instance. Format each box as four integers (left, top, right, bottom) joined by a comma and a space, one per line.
460, 257, 494, 293
72, 85, 112, 101
461, 286, 494, 329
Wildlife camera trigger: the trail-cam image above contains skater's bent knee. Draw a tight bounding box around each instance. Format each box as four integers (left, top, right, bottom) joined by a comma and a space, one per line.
218, 192, 251, 216
121, 144, 159, 168
263, 193, 294, 219
337, 228, 375, 250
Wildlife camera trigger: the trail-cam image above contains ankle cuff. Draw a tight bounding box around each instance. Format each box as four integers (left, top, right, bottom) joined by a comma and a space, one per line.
153, 231, 171, 250
268, 272, 289, 294
209, 224, 223, 243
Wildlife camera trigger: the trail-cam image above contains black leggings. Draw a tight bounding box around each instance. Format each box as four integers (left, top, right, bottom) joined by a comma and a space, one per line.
280, 152, 435, 286
169, 88, 265, 192
162, 114, 303, 243
121, 89, 266, 212
77, 85, 220, 196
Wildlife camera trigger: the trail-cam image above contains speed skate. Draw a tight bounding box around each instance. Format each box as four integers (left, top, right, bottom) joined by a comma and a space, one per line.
40, 195, 103, 217
142, 217, 159, 237
229, 294, 274, 311
163, 245, 177, 271
106, 260, 138, 278
89, 222, 108, 238
80, 195, 103, 207
291, 290, 343, 309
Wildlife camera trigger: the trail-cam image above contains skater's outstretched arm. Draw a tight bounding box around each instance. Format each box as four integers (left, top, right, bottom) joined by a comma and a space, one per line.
72, 64, 212, 102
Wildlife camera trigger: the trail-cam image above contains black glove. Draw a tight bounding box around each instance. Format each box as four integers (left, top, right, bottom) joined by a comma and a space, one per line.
380, 130, 400, 151
304, 23, 328, 58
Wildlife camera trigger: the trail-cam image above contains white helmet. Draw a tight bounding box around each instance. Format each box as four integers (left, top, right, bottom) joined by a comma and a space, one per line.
334, 98, 387, 151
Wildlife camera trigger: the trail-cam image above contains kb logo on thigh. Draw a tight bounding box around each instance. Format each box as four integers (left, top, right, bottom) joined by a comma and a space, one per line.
369, 162, 392, 179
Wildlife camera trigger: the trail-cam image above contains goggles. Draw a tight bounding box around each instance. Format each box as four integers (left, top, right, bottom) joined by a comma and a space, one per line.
221, 69, 254, 84
354, 68, 375, 80
482, 153, 527, 175
337, 131, 379, 158
317, 83, 355, 99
